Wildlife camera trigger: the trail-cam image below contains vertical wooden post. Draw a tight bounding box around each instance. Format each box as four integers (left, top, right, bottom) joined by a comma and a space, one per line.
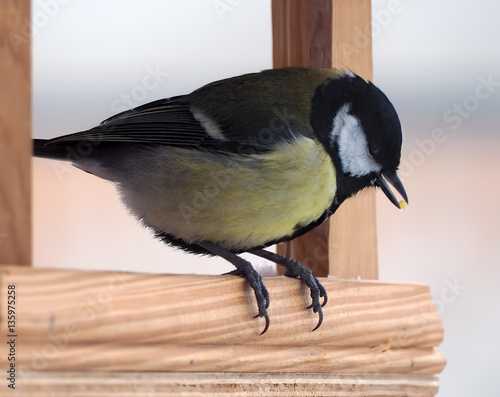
329, 0, 378, 279
0, 0, 31, 266
272, 0, 332, 277
272, 0, 378, 279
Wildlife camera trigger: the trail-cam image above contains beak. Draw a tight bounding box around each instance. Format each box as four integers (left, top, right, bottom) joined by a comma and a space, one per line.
376, 171, 409, 209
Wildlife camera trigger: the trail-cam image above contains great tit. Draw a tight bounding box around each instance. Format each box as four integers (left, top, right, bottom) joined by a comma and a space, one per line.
34, 67, 408, 334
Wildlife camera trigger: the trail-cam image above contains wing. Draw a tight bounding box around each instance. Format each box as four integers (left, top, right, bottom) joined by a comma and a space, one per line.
47, 95, 210, 147
46, 68, 344, 150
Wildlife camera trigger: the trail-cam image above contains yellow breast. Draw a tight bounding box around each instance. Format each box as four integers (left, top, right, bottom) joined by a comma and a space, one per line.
119, 138, 337, 251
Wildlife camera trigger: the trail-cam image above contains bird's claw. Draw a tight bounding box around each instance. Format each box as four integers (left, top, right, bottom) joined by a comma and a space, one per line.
284, 263, 328, 331
228, 262, 270, 334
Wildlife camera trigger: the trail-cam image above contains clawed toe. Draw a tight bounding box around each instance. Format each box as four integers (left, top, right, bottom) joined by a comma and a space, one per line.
249, 248, 329, 331
280, 259, 328, 331
208, 243, 329, 334
199, 242, 271, 334
231, 261, 271, 334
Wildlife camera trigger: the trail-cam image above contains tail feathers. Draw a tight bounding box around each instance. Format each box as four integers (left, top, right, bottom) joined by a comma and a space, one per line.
33, 139, 71, 161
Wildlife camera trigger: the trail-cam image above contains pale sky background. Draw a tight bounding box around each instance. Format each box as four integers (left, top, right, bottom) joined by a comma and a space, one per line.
32, 1, 500, 396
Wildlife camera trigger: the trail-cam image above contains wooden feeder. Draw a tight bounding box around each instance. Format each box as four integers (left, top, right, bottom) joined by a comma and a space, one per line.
0, 1, 445, 395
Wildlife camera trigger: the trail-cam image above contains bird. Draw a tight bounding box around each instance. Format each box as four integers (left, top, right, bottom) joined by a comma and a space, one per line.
33, 67, 408, 334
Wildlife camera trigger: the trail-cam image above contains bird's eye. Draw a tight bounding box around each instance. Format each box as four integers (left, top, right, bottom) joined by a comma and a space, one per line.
369, 144, 381, 157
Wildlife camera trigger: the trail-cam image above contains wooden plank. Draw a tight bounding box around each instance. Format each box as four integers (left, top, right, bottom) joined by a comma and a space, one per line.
0, 0, 31, 265
272, 0, 332, 276
271, 0, 309, 68
276, 222, 330, 277
329, 0, 378, 279
272, 0, 379, 279
12, 371, 440, 396
308, 0, 333, 68
331, 0, 373, 78
329, 189, 378, 279
0, 266, 445, 373
15, 342, 445, 374
271, 0, 331, 69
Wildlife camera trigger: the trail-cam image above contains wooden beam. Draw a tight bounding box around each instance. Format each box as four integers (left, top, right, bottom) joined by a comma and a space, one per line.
0, 266, 445, 373
272, 0, 332, 276
329, 0, 378, 279
272, 0, 379, 279
272, 0, 331, 69
15, 372, 441, 396
271, 0, 309, 68
0, 0, 31, 265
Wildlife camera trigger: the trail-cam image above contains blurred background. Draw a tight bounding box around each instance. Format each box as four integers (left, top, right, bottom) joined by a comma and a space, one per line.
32, 1, 500, 396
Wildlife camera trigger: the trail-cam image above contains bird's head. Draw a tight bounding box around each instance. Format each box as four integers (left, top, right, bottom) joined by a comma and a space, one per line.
312, 71, 408, 209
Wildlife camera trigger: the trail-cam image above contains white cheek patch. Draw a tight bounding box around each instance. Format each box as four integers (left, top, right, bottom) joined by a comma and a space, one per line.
330, 104, 382, 177
191, 107, 226, 141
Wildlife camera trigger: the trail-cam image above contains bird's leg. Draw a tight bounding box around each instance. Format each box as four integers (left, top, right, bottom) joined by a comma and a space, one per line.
249, 248, 327, 331
198, 242, 270, 335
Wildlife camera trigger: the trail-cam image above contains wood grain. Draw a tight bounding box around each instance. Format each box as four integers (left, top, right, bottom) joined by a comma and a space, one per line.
272, 1, 379, 280
331, 0, 374, 78
328, 0, 379, 279
329, 189, 379, 279
0, 0, 31, 265
272, 0, 332, 276
13, 372, 440, 396
0, 266, 445, 373
271, 0, 309, 68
